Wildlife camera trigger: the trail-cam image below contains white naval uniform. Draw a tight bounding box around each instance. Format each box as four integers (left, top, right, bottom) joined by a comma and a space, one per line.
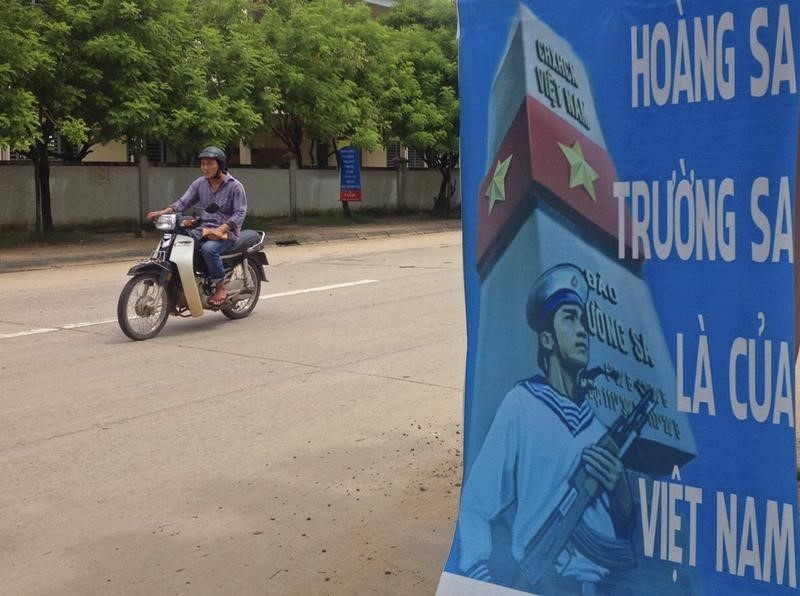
457, 376, 630, 586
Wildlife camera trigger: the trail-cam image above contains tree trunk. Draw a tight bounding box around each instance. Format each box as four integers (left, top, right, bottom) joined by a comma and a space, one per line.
431, 153, 459, 218
272, 116, 305, 167
433, 167, 450, 217
31, 140, 54, 232
432, 164, 453, 218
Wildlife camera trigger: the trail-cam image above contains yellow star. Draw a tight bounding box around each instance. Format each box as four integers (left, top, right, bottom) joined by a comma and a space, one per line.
558, 140, 598, 201
487, 154, 513, 215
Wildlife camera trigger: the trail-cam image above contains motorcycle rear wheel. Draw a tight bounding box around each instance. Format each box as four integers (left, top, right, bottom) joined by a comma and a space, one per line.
117, 273, 171, 340
221, 259, 261, 320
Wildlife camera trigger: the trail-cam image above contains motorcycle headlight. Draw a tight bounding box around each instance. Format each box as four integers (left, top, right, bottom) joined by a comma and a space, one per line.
155, 213, 177, 231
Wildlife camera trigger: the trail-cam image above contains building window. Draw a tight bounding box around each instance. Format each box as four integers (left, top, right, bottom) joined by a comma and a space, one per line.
145, 140, 167, 163
7, 149, 27, 160
49, 133, 82, 160
128, 140, 167, 163
407, 147, 426, 169
386, 142, 427, 168
386, 141, 402, 167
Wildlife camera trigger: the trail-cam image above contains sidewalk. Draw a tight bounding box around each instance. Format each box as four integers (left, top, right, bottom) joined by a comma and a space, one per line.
0, 215, 462, 273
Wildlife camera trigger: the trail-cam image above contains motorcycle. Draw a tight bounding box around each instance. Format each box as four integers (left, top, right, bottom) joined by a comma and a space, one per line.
117, 204, 268, 341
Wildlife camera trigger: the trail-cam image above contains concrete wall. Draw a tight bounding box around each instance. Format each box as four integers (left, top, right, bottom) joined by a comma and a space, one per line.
228, 167, 292, 217
1, 164, 37, 226
50, 164, 141, 224
362, 169, 398, 209
406, 168, 452, 211
0, 162, 460, 227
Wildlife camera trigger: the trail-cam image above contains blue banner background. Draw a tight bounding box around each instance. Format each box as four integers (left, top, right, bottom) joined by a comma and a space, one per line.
446, 1, 799, 594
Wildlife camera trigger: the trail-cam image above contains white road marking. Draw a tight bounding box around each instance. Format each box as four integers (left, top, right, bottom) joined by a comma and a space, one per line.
61, 319, 118, 330
260, 279, 379, 300
0, 328, 59, 339
0, 280, 381, 340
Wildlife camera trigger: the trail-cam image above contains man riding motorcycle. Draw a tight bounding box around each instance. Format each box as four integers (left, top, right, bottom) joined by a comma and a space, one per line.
148, 146, 247, 306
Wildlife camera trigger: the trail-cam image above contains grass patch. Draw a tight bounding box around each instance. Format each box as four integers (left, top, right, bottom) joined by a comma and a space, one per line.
0, 218, 139, 248
0, 227, 93, 248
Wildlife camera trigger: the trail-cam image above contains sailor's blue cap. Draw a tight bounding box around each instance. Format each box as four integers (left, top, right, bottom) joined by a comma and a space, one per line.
527, 263, 588, 331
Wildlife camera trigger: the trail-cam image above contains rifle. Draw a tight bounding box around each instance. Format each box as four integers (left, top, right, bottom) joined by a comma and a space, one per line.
518, 377, 657, 587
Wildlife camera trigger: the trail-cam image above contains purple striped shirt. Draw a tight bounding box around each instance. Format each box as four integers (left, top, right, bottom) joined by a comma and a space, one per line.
170, 174, 247, 239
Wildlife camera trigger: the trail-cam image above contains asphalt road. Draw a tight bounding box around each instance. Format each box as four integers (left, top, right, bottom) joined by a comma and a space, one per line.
0, 232, 465, 595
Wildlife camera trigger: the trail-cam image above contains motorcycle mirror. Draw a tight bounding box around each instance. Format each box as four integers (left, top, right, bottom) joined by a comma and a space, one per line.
204, 203, 220, 214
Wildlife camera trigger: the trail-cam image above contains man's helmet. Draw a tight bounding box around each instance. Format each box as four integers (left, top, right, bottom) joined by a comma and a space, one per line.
198, 146, 227, 173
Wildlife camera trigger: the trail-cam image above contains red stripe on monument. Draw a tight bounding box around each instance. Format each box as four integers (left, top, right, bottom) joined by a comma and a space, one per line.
477, 99, 534, 263
477, 95, 634, 272
528, 99, 620, 241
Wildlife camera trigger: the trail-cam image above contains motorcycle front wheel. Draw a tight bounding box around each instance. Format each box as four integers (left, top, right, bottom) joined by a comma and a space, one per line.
221, 259, 261, 320
117, 273, 171, 340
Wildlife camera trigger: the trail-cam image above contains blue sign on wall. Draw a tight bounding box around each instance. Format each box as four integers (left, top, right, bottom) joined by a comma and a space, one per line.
439, 2, 798, 595
339, 146, 362, 202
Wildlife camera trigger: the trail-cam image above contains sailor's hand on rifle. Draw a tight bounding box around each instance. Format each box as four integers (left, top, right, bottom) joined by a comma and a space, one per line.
584, 443, 636, 532
582, 444, 625, 493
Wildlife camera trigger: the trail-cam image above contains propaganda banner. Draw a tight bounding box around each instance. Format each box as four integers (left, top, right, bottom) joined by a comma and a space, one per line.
440, 1, 799, 594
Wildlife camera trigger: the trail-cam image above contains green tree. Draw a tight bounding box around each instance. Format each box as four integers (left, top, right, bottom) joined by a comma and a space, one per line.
0, 0, 190, 231
165, 0, 277, 158
262, 0, 388, 167
0, 3, 40, 153
0, 0, 276, 232
382, 0, 459, 216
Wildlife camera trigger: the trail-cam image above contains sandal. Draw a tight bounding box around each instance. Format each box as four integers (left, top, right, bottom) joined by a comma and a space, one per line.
209, 291, 227, 307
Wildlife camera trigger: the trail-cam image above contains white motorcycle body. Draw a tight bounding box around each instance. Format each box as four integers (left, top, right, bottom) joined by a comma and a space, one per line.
170, 234, 205, 317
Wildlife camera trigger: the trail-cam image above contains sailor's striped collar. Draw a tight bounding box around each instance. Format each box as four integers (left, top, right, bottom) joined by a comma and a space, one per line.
520, 375, 595, 436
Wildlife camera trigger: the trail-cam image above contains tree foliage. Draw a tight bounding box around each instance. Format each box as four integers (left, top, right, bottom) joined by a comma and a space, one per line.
165, 0, 277, 156
382, 0, 459, 215
0, 0, 460, 230
262, 0, 389, 166
0, 0, 277, 231
0, 2, 41, 150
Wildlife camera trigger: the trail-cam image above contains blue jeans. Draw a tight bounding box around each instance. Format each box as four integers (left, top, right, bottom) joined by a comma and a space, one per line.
199, 238, 234, 283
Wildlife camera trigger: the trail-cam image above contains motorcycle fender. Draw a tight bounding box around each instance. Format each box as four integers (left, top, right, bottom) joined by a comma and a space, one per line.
171, 236, 204, 317
251, 252, 268, 281
126, 260, 172, 283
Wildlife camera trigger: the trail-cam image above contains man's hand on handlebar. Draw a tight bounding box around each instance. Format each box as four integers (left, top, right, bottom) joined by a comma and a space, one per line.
147, 207, 173, 221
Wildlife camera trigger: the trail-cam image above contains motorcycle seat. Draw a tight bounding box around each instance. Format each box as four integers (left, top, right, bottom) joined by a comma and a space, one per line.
222, 230, 266, 255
